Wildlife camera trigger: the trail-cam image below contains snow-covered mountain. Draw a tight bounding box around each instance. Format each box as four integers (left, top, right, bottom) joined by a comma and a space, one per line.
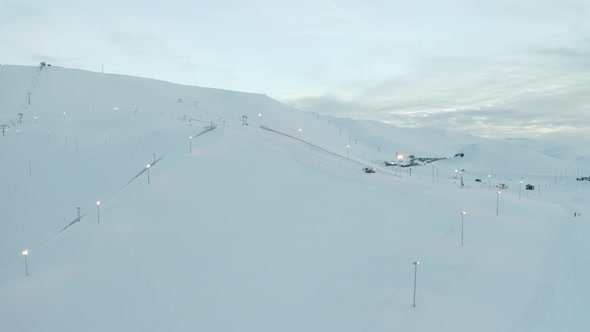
1, 65, 589, 332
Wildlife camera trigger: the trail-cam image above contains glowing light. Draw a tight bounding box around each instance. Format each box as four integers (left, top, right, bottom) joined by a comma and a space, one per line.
97, 201, 101, 206
22, 249, 28, 256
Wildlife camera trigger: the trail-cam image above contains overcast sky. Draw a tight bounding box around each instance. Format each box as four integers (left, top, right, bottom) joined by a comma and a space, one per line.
1, 0, 588, 142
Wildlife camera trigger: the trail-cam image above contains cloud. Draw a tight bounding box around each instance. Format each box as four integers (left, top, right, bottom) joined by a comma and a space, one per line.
1, 0, 588, 144
286, 40, 590, 143
289, 93, 588, 143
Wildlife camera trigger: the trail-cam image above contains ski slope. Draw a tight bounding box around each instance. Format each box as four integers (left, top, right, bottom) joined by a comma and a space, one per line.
1, 65, 589, 332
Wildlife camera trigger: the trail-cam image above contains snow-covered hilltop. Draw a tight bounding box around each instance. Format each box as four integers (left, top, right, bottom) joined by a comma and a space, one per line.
1, 64, 589, 332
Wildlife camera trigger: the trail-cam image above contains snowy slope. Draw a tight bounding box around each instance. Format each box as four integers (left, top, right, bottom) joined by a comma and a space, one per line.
1, 65, 590, 332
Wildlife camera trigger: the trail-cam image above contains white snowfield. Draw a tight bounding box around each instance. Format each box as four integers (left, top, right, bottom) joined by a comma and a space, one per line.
1, 65, 589, 332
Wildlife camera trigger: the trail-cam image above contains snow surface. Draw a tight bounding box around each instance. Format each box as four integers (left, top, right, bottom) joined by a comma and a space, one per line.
1, 65, 590, 332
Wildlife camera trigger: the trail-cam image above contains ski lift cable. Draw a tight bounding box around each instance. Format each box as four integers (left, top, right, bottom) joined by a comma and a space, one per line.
1, 126, 219, 275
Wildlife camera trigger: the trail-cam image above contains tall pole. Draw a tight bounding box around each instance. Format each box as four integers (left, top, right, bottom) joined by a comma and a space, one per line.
519, 181, 522, 199
147, 164, 151, 184
22, 250, 29, 276
432, 164, 435, 183
461, 212, 466, 246
97, 201, 101, 223
488, 175, 491, 190
347, 145, 350, 159
413, 261, 420, 308
298, 128, 302, 140
189, 136, 192, 153
496, 191, 500, 216
258, 113, 262, 128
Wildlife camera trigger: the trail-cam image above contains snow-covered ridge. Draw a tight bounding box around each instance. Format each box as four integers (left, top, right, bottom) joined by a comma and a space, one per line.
1, 65, 589, 332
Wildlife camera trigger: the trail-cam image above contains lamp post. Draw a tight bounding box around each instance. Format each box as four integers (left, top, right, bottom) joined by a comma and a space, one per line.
461, 211, 466, 246
347, 145, 350, 159
146, 164, 151, 184
298, 128, 302, 140
397, 154, 403, 177
432, 164, 435, 183
22, 250, 29, 277
258, 113, 262, 128
496, 191, 501, 216
96, 201, 101, 223
189, 136, 193, 153
519, 180, 523, 199
413, 261, 420, 308
488, 174, 491, 190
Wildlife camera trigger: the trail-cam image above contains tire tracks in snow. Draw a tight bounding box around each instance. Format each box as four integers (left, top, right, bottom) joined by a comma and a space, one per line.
260, 125, 399, 184
508, 208, 583, 332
